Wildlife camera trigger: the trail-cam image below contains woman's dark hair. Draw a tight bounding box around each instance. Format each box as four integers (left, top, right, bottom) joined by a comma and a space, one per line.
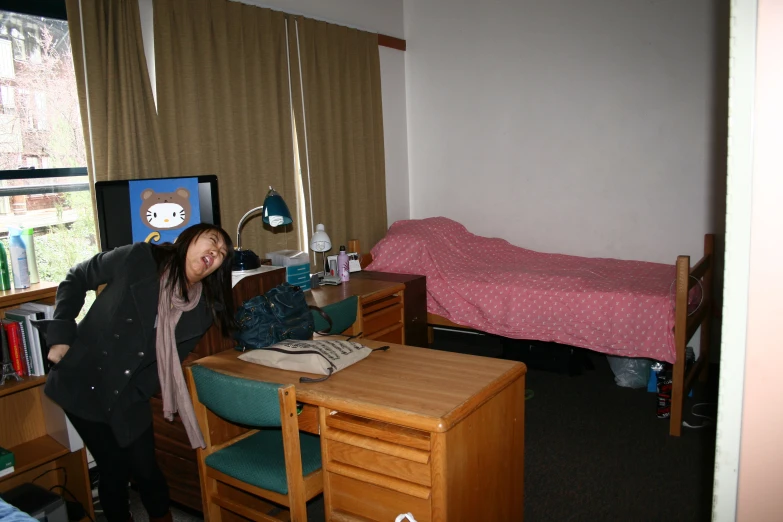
152, 223, 237, 336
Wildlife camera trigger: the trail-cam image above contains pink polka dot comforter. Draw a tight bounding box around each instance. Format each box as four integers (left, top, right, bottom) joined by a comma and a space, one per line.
367, 217, 678, 363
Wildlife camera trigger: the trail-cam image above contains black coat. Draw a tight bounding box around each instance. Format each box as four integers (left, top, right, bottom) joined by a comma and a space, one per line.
39, 242, 213, 447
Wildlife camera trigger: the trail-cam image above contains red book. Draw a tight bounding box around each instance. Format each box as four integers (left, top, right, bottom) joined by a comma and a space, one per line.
3, 321, 27, 377
13, 321, 29, 376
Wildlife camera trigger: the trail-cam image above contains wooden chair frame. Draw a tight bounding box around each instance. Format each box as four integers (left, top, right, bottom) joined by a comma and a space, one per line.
185, 367, 324, 521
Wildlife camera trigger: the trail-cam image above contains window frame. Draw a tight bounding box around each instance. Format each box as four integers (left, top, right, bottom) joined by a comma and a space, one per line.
0, 1, 66, 21
0, 0, 87, 198
0, 167, 88, 196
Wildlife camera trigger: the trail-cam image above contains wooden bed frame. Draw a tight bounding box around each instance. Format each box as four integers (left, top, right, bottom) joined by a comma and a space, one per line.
362, 234, 714, 437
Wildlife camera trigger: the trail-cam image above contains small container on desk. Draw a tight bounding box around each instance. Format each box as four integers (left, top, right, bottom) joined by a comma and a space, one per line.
286, 265, 312, 291
265, 250, 312, 291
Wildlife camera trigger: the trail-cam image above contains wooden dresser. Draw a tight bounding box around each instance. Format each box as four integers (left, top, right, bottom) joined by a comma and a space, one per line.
306, 278, 407, 344
151, 267, 286, 511
351, 271, 428, 347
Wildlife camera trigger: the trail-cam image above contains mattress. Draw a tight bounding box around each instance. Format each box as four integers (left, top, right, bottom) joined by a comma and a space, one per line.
367, 217, 680, 363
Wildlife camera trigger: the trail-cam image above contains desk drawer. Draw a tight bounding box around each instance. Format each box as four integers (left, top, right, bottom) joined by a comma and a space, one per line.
326, 413, 430, 451
366, 324, 403, 344
151, 398, 193, 461
154, 449, 202, 511
298, 404, 320, 434
362, 294, 401, 315
324, 412, 432, 507
363, 303, 403, 337
329, 474, 431, 522
327, 440, 431, 487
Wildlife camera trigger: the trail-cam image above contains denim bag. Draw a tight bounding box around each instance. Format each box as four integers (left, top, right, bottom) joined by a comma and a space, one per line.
233, 283, 324, 351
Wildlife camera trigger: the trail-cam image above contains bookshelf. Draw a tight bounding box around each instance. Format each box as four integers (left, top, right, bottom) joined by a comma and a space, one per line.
0, 283, 95, 521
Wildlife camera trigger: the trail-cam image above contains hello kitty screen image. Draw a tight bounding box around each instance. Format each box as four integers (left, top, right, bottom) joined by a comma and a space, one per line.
129, 177, 201, 244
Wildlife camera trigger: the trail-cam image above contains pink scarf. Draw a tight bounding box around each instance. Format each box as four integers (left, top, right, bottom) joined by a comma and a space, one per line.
156, 275, 205, 449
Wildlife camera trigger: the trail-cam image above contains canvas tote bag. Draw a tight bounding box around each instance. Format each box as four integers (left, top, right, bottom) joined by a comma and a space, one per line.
238, 339, 383, 382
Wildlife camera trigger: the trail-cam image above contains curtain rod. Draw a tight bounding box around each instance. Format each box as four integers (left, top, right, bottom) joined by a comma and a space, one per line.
378, 34, 406, 51
281, 13, 406, 52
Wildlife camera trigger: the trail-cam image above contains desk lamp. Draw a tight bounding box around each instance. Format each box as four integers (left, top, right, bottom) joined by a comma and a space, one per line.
309, 223, 332, 276
233, 186, 292, 271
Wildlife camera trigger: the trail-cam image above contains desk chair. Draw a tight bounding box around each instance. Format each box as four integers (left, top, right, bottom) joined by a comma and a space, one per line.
186, 365, 323, 522
312, 295, 359, 336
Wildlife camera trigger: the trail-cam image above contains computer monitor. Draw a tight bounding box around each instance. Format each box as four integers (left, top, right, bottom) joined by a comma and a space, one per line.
94, 175, 221, 252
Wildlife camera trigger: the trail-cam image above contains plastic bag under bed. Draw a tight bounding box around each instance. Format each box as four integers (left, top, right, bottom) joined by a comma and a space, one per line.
606, 355, 653, 388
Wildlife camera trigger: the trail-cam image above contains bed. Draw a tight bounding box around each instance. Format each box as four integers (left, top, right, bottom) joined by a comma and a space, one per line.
365, 217, 714, 437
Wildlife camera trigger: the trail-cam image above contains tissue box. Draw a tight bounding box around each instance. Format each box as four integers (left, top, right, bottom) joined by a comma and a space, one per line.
265, 250, 310, 267
266, 251, 311, 288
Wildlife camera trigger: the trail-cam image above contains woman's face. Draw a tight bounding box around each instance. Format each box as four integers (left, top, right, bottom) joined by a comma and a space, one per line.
185, 230, 228, 284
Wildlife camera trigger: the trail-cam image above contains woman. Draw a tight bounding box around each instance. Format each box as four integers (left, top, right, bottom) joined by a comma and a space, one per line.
38, 223, 235, 522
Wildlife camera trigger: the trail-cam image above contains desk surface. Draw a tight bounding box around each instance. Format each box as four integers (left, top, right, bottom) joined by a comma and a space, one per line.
192, 338, 525, 433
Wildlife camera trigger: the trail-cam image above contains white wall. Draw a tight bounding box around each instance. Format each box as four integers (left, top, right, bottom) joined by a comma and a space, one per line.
404, 0, 726, 264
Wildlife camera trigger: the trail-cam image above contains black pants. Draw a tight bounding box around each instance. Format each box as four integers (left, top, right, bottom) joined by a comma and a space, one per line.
66, 412, 169, 522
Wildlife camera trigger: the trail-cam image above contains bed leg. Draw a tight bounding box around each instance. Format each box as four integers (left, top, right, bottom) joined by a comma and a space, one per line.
428, 326, 434, 347
670, 356, 685, 437
670, 255, 690, 437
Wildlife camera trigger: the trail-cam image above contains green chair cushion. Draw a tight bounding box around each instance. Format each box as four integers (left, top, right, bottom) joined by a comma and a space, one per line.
312, 295, 358, 335
205, 429, 322, 495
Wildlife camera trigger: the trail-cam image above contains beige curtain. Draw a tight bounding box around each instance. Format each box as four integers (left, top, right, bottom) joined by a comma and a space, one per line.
66, 0, 166, 183
288, 16, 388, 255
154, 0, 300, 255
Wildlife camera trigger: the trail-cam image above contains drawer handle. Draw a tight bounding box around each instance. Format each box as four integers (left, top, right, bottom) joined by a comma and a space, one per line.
325, 429, 430, 464
327, 461, 431, 500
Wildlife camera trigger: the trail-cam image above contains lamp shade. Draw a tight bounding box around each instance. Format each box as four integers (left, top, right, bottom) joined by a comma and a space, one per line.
310, 224, 332, 253
262, 188, 293, 227
233, 186, 293, 272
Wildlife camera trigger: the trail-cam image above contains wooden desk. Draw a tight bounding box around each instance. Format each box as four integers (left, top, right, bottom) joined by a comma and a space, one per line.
307, 279, 407, 344
192, 339, 526, 521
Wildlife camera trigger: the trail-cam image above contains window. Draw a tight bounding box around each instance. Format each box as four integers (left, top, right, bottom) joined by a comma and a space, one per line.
0, 3, 97, 316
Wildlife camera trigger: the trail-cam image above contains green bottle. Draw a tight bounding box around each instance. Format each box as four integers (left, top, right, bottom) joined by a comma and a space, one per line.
0, 240, 10, 291
21, 228, 38, 284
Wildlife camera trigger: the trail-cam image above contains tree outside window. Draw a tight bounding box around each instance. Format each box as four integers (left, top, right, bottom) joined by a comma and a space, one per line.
0, 8, 97, 318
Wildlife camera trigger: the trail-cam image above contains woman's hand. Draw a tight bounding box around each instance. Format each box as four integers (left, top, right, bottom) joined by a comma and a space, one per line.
48, 344, 70, 364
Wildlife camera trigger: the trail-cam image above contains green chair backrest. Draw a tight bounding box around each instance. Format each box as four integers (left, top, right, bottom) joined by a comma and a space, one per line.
191, 365, 283, 427
312, 295, 358, 335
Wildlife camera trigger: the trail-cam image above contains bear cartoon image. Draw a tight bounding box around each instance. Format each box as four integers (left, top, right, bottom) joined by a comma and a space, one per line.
139, 187, 192, 231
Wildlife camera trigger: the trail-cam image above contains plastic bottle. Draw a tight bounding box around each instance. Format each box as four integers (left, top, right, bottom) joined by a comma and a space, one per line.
0, 241, 11, 291
8, 227, 30, 289
21, 228, 39, 284
338, 245, 350, 282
